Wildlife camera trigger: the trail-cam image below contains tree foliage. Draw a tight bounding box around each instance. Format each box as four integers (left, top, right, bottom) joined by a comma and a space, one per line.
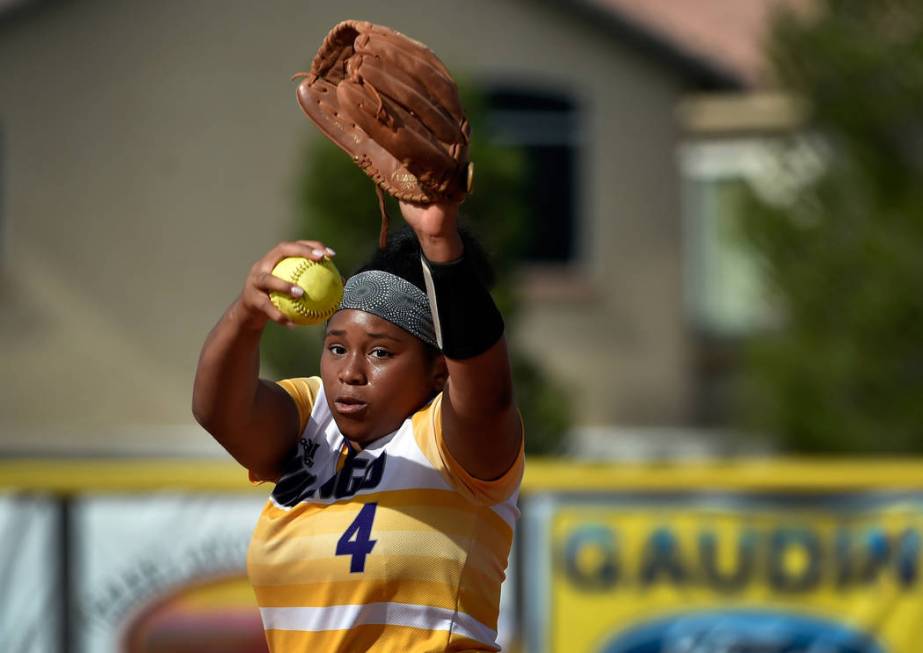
262, 85, 572, 454
737, 0, 923, 452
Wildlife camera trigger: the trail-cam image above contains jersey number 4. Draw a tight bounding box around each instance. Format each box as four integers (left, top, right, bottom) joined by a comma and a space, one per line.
336, 503, 378, 573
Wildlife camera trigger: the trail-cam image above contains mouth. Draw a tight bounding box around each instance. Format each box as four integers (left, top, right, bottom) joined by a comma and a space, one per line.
334, 396, 368, 416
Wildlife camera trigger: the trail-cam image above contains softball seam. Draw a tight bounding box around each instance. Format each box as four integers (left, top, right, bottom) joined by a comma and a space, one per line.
275, 259, 340, 322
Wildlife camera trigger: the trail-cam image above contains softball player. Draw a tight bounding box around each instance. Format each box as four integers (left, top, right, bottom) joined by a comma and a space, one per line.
193, 200, 523, 651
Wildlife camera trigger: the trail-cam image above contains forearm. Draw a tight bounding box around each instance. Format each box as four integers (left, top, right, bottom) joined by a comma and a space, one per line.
439, 306, 521, 480
192, 298, 297, 476
403, 203, 511, 390
406, 209, 521, 478
444, 337, 517, 424
193, 299, 261, 431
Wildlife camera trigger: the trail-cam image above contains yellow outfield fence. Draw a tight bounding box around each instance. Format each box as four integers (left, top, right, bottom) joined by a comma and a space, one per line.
2, 457, 923, 653
4, 456, 923, 493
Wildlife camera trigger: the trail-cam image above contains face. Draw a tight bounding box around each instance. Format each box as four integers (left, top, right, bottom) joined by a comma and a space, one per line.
321, 309, 446, 447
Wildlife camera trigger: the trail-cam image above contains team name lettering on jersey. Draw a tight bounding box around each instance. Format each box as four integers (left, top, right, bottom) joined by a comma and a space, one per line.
272, 444, 388, 507
312, 452, 387, 500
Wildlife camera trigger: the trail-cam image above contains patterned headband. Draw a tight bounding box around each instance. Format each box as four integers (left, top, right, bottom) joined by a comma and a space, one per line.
336, 270, 438, 348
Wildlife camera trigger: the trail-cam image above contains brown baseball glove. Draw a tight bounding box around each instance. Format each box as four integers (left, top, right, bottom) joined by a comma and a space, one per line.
293, 20, 474, 248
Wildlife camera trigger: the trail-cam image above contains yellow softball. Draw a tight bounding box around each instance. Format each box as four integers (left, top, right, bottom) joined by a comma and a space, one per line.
269, 257, 344, 325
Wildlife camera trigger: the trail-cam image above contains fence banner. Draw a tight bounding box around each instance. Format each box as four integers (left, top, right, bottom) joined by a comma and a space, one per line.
522, 485, 923, 653
0, 451, 522, 653
75, 494, 268, 653
0, 495, 59, 653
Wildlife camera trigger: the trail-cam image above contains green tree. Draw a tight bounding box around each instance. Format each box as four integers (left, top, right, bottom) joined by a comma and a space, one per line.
737, 0, 923, 452
262, 85, 572, 454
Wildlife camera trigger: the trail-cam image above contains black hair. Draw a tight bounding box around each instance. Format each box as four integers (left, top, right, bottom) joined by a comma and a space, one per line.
354, 223, 496, 292
352, 222, 496, 363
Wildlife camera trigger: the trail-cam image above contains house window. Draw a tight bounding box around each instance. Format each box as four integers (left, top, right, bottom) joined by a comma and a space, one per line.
485, 87, 579, 263
681, 139, 777, 336
681, 136, 823, 423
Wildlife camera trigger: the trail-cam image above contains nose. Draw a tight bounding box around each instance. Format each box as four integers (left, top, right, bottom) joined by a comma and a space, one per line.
338, 352, 367, 385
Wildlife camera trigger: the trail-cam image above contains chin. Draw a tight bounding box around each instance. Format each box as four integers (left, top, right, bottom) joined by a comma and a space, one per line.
331, 417, 372, 445
332, 416, 361, 439
335, 417, 402, 449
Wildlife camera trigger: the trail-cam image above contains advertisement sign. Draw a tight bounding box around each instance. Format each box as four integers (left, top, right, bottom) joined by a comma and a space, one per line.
525, 490, 923, 653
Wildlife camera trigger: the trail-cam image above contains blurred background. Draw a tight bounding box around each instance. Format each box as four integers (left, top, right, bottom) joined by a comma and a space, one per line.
1, 0, 922, 651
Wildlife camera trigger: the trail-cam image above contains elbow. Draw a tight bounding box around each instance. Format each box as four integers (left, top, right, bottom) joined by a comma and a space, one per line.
191, 403, 210, 432
191, 388, 219, 435
191, 390, 208, 430
248, 459, 284, 484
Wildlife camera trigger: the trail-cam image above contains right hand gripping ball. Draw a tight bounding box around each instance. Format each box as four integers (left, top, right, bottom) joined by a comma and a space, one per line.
269, 257, 344, 325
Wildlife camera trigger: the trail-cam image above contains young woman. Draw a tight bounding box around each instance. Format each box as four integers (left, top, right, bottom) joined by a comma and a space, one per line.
192, 200, 524, 652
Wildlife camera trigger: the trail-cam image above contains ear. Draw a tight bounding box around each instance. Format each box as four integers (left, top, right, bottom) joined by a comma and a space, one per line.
431, 355, 448, 393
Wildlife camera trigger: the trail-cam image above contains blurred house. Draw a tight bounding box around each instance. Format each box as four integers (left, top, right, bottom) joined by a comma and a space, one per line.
0, 0, 808, 459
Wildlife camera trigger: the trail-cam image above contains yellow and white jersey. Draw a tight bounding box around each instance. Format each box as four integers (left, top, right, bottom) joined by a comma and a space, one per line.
247, 377, 524, 652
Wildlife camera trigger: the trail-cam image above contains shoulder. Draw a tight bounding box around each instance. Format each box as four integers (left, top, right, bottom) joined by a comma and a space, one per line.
276, 377, 323, 433
411, 393, 524, 506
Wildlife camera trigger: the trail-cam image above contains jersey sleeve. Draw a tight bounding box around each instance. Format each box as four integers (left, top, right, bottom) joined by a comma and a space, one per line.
248, 376, 322, 485
412, 392, 524, 505
276, 376, 322, 433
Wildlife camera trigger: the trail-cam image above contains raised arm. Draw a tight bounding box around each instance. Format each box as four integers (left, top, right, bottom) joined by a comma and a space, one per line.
399, 201, 522, 481
192, 241, 333, 481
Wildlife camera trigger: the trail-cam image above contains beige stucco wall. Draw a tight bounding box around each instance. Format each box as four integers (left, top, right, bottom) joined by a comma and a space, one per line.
0, 0, 692, 454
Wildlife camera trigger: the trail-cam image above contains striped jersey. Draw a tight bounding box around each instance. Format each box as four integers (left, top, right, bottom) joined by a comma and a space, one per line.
247, 377, 524, 652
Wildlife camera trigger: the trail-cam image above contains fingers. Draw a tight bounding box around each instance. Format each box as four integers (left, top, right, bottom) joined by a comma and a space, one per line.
237, 239, 337, 330
240, 283, 299, 329
295, 240, 337, 257
257, 293, 297, 328
259, 240, 335, 269
255, 270, 303, 296
256, 292, 285, 321
250, 240, 334, 278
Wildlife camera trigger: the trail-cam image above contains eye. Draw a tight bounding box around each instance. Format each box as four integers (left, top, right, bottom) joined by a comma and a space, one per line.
370, 347, 393, 359
327, 344, 347, 356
